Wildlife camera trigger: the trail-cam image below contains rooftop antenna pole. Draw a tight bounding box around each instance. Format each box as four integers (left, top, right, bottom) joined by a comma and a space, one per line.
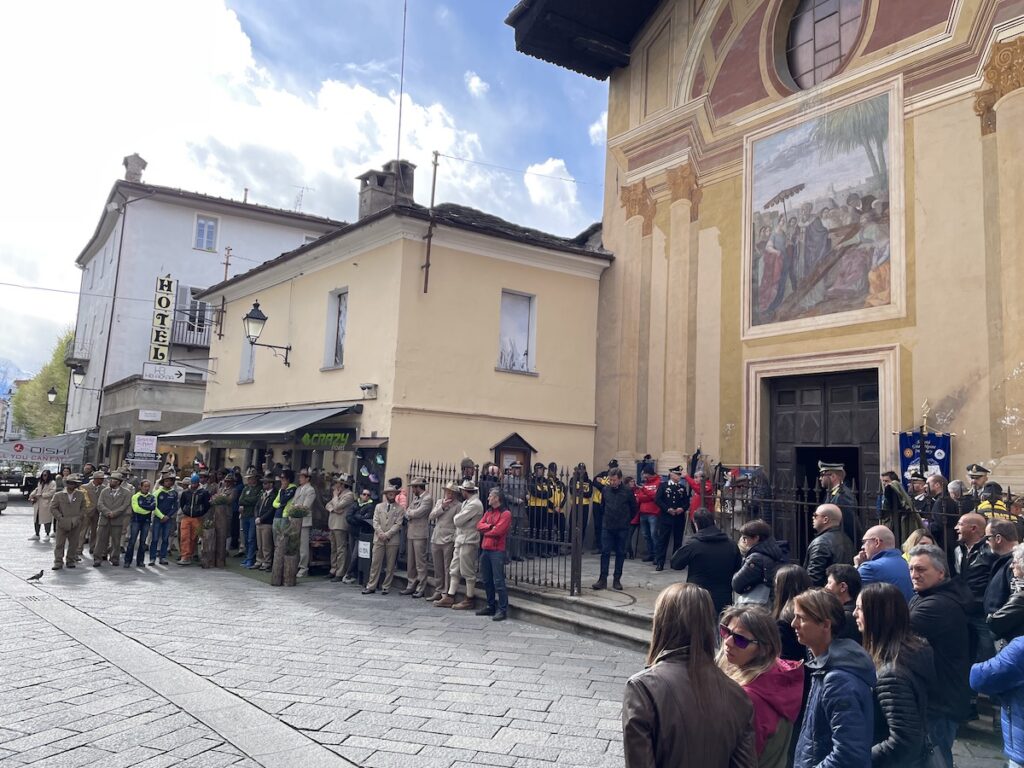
394, 0, 409, 205
422, 150, 439, 294
222, 246, 232, 282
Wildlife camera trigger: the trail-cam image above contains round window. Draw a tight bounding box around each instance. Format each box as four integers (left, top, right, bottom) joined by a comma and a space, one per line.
785, 0, 864, 90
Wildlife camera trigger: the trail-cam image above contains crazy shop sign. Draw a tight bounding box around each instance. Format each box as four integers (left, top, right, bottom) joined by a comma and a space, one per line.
149, 276, 177, 363
298, 429, 356, 450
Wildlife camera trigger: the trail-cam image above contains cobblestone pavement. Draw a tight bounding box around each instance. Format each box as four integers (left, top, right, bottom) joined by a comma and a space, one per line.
0, 500, 1009, 767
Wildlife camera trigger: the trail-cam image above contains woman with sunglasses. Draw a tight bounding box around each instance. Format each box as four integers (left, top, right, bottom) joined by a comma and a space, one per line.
717, 606, 804, 767
855, 582, 935, 767
623, 583, 756, 767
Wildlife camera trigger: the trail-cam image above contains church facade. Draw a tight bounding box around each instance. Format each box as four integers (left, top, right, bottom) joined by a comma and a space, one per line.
510, 0, 1024, 492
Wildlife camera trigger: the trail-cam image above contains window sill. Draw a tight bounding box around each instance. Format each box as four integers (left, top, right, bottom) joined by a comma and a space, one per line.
319, 364, 345, 372
237, 378, 254, 385
193, 247, 217, 253
495, 367, 539, 377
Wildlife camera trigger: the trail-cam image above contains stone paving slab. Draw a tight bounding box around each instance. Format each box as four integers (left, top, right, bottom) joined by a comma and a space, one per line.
0, 500, 1010, 767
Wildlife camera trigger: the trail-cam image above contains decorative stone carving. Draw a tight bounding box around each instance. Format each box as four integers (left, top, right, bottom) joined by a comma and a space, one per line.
666, 163, 702, 221
619, 179, 656, 235
975, 36, 1024, 136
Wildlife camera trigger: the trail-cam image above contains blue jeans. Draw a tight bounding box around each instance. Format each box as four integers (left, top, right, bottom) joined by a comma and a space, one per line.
639, 515, 658, 559
600, 528, 629, 579
126, 516, 151, 566
241, 516, 257, 566
149, 516, 172, 561
480, 549, 508, 612
927, 716, 957, 768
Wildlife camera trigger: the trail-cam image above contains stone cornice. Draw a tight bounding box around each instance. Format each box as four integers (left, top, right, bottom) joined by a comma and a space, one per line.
975, 35, 1024, 134
619, 179, 657, 236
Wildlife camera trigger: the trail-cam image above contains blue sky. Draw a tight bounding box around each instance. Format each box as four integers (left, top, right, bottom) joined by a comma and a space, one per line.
0, 0, 608, 374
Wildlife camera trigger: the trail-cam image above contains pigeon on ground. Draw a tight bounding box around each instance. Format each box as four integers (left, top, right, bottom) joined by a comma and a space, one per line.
26, 570, 43, 581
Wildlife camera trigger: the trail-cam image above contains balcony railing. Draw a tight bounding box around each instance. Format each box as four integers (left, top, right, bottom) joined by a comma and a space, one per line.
171, 319, 211, 348
63, 340, 90, 367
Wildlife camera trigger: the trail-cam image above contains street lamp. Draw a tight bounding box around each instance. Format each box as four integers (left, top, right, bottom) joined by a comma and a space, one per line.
47, 387, 57, 404
242, 300, 291, 366
69, 367, 101, 392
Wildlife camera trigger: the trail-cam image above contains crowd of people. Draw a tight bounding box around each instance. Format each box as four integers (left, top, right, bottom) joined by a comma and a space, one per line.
622, 459, 1024, 768
26, 461, 515, 620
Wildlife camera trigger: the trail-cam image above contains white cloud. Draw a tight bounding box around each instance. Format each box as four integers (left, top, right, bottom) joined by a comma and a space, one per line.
1, 0, 563, 372
523, 158, 590, 235
464, 71, 490, 98
589, 111, 608, 146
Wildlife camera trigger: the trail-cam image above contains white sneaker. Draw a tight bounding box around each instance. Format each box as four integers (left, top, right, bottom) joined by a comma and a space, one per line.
296, 569, 308, 578
27, 534, 39, 540
43, 535, 50, 543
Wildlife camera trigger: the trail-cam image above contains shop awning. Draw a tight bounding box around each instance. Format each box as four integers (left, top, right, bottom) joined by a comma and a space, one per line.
352, 437, 388, 449
160, 404, 362, 443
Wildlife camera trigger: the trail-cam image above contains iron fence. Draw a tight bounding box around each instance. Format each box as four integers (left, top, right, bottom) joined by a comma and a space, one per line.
407, 460, 586, 595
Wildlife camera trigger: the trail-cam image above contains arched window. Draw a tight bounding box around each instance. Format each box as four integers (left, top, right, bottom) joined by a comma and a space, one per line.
786, 0, 863, 89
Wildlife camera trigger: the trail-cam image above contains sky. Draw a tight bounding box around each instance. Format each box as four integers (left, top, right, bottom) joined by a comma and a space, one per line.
0, 0, 608, 376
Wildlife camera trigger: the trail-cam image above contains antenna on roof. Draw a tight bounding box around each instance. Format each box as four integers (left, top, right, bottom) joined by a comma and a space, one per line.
394, 0, 408, 205
291, 185, 316, 212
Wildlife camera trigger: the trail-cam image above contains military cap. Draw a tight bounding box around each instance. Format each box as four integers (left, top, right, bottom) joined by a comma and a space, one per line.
909, 470, 926, 481
608, 459, 619, 469
966, 463, 991, 477
533, 462, 545, 470
818, 461, 844, 474
668, 465, 683, 474
509, 461, 523, 469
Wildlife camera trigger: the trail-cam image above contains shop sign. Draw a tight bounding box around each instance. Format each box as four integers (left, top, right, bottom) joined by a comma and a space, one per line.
298, 428, 356, 450
138, 410, 162, 422
134, 435, 158, 454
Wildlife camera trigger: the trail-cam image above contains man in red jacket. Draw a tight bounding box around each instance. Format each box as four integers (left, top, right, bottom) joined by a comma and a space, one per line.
636, 468, 661, 562
477, 487, 512, 621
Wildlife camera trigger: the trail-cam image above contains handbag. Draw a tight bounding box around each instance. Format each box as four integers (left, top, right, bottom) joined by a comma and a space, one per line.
919, 736, 946, 768
736, 582, 772, 605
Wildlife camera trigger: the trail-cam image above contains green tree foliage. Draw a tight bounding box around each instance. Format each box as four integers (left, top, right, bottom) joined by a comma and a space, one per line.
11, 329, 73, 438
811, 94, 889, 187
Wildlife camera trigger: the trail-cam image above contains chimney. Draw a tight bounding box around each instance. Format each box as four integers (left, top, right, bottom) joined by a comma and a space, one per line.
356, 159, 416, 220
123, 153, 147, 183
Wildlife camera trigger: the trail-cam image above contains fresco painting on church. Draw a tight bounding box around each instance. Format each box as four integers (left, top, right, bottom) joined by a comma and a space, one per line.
747, 92, 892, 329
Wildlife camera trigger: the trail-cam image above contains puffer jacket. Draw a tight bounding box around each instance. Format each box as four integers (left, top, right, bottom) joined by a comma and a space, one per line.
909, 577, 975, 722
970, 635, 1024, 763
732, 537, 786, 603
871, 640, 935, 768
794, 638, 876, 768
804, 527, 855, 587
623, 646, 756, 768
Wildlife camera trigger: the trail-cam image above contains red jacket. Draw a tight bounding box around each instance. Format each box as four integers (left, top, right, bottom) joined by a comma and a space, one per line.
637, 476, 661, 516
686, 476, 715, 513
477, 508, 512, 551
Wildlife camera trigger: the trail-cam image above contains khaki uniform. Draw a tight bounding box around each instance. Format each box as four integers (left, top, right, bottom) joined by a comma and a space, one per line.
367, 499, 403, 591
429, 497, 459, 595
449, 495, 483, 597
78, 480, 105, 557
50, 488, 87, 568
95, 485, 132, 565
404, 490, 433, 591
327, 488, 355, 576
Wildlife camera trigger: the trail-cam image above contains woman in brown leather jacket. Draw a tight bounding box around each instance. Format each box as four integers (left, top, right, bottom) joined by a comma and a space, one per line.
623, 583, 757, 767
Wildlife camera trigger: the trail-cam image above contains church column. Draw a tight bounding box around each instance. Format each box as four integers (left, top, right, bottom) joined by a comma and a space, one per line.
659, 164, 702, 473
616, 180, 656, 468
976, 36, 1024, 457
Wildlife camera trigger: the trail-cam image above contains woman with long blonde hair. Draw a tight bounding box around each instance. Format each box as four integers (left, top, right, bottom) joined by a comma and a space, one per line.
716, 605, 804, 767
623, 583, 757, 767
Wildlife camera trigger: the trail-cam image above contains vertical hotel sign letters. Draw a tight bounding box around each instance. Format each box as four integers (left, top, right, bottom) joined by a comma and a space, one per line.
149, 276, 177, 363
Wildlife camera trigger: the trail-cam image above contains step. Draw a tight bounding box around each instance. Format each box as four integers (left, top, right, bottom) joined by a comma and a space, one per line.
505, 581, 652, 632
507, 592, 650, 653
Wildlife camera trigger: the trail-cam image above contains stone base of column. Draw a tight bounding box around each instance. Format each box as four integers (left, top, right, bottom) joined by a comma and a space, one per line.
657, 451, 687, 475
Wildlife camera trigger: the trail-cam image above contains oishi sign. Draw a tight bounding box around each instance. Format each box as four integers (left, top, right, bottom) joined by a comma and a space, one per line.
149, 276, 177, 363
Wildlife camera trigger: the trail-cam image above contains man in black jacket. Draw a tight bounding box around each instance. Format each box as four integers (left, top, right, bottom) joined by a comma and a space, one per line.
653, 466, 689, 572
804, 504, 855, 587
592, 468, 637, 592
927, 474, 960, 556
954, 511, 997, 661
254, 474, 277, 571
983, 520, 1019, 643
909, 543, 975, 768
670, 509, 741, 615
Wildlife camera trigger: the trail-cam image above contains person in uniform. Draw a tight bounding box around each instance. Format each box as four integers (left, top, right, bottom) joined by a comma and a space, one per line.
254, 474, 278, 572
501, 461, 528, 562
326, 473, 355, 582
402, 478, 433, 597
527, 462, 551, 558
819, 461, 860, 544
909, 470, 930, 518
546, 462, 568, 553
77, 470, 105, 560
150, 470, 180, 565
591, 459, 617, 554
50, 474, 86, 570
363, 482, 403, 594
979, 481, 1015, 522
965, 464, 991, 513
293, 469, 318, 578
570, 463, 593, 551
428, 481, 461, 600
654, 466, 690, 571
94, 471, 132, 566
436, 479, 484, 610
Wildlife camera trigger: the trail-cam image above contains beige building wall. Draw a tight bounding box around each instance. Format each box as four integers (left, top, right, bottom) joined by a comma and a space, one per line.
593, 0, 1024, 485
198, 216, 606, 480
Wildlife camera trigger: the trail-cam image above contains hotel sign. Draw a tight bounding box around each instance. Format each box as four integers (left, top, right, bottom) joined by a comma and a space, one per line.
149, 276, 177, 363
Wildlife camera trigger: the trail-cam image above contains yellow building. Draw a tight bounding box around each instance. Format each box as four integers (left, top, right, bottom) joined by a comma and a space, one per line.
162, 161, 610, 487
509, 0, 1024, 492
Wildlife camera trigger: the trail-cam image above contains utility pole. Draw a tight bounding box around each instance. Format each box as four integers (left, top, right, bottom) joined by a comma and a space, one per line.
222, 246, 232, 282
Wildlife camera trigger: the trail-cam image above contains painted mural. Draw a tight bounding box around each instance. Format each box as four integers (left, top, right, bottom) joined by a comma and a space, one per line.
748, 92, 892, 328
